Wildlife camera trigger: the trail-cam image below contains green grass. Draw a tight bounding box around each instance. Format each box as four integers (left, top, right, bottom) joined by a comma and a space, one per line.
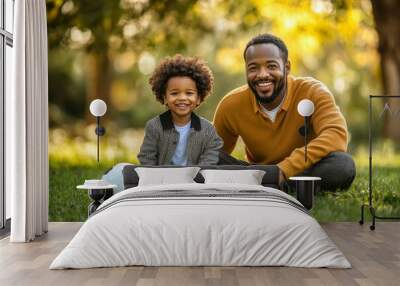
49, 129, 400, 222
49, 161, 112, 221
312, 166, 400, 221
49, 160, 400, 222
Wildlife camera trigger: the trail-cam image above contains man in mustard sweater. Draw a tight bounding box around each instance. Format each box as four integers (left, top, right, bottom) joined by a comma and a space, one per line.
213, 34, 355, 191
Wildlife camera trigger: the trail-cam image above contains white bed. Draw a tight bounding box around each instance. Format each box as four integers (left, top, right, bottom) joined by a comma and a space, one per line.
50, 183, 350, 269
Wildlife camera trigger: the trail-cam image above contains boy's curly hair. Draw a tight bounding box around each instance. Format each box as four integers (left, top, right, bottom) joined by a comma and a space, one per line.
149, 54, 214, 104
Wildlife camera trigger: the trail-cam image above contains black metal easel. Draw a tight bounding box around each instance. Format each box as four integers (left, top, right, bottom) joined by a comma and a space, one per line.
359, 95, 400, 230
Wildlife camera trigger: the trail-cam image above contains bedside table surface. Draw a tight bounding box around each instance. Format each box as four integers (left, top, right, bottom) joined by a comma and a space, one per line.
77, 184, 117, 190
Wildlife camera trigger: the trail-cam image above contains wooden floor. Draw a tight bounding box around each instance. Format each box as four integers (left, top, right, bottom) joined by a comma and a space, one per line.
0, 222, 399, 286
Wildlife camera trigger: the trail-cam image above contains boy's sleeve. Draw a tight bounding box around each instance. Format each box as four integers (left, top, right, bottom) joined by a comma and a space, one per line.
197, 125, 223, 165
213, 99, 239, 154
137, 120, 159, 165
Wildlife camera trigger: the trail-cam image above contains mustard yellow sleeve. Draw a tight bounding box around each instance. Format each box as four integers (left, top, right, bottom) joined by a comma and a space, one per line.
277, 84, 348, 177
213, 98, 239, 154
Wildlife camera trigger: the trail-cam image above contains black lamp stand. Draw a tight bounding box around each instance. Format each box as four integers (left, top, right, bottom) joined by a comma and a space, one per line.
299, 116, 310, 162
304, 116, 310, 162
95, 116, 106, 162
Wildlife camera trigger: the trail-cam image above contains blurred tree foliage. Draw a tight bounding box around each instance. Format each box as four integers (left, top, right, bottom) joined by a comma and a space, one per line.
370, 0, 400, 143
47, 0, 383, 146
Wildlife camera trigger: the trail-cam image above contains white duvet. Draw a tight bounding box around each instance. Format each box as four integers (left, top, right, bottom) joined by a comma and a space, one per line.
50, 183, 350, 269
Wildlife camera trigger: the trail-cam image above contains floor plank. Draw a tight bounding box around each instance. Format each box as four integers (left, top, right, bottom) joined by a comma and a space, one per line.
0, 222, 399, 286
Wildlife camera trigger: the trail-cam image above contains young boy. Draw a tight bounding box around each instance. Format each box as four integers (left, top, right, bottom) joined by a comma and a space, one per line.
138, 54, 222, 166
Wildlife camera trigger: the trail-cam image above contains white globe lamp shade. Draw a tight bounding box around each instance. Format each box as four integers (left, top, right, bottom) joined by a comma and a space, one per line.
297, 99, 314, 117
89, 99, 107, 117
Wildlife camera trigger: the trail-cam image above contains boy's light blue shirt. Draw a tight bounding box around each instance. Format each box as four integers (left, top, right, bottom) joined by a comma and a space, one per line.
171, 121, 191, 166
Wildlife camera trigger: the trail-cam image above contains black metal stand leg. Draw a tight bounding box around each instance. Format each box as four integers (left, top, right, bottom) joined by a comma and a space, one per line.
359, 203, 376, 230
370, 206, 376, 231
359, 204, 365, 225
360, 202, 400, 231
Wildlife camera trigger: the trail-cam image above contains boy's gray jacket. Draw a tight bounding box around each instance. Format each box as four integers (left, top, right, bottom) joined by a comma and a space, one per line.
138, 110, 223, 165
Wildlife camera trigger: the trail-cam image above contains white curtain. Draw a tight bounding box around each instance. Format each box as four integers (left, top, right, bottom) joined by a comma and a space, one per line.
7, 0, 49, 242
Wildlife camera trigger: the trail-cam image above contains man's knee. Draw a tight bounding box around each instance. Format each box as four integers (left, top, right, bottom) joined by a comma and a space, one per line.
328, 152, 356, 189
303, 152, 356, 191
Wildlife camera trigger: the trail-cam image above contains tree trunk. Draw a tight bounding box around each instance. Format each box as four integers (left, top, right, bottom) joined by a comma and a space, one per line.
371, 0, 400, 142
85, 52, 112, 123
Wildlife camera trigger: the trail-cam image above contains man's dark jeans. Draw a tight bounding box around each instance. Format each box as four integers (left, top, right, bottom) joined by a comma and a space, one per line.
218, 151, 356, 191
299, 152, 356, 191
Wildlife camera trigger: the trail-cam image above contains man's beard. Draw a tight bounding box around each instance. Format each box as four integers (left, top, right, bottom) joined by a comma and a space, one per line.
249, 72, 286, 104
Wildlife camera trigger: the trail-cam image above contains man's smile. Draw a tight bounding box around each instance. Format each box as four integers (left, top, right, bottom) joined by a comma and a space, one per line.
255, 79, 274, 94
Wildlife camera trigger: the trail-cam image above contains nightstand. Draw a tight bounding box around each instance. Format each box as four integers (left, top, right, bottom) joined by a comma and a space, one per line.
77, 181, 117, 217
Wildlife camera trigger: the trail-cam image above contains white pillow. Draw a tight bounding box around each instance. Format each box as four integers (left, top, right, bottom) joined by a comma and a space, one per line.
200, 169, 266, 185
135, 167, 201, 186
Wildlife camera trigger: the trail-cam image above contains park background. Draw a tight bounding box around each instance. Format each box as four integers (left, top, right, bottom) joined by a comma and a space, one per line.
46, 0, 400, 221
